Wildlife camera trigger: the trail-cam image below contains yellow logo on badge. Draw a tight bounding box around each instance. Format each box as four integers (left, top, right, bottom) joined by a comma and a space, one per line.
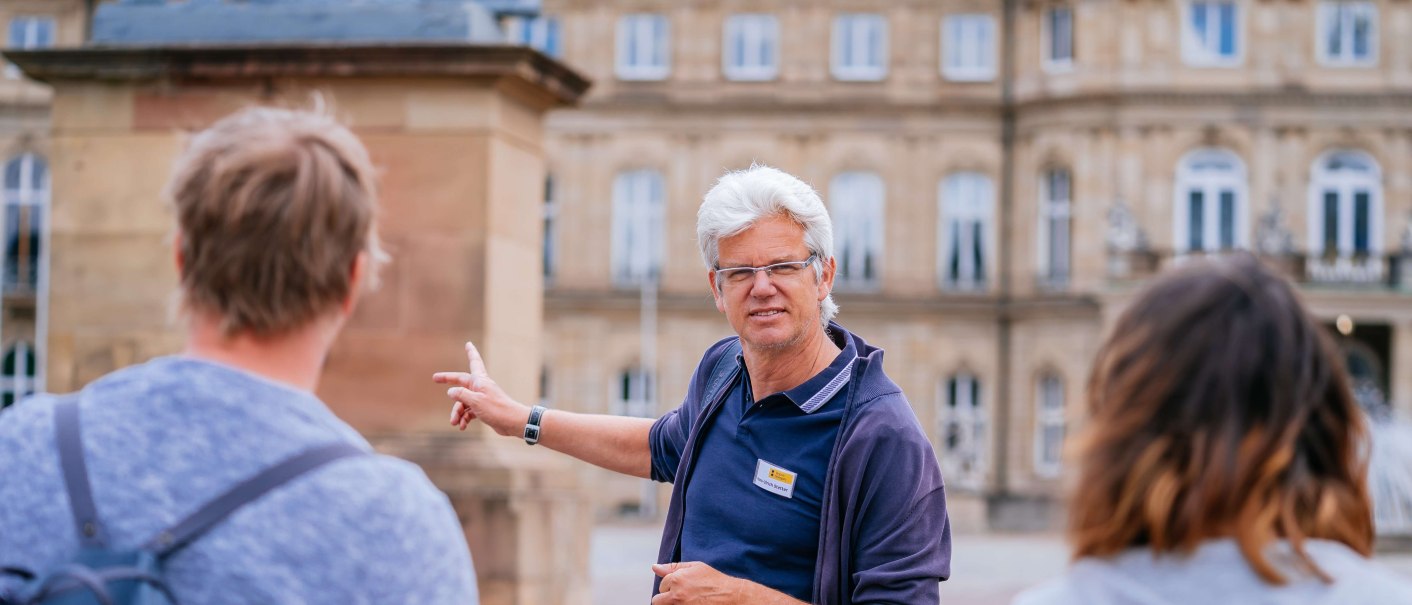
768, 468, 795, 485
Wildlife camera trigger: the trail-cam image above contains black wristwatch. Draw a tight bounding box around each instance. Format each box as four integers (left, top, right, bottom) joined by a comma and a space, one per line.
523, 405, 547, 445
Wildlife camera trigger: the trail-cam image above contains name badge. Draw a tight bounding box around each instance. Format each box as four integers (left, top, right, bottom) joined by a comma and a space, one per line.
753, 459, 797, 499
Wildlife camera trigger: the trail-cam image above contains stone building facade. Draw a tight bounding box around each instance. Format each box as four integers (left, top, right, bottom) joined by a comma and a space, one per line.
531, 0, 1412, 529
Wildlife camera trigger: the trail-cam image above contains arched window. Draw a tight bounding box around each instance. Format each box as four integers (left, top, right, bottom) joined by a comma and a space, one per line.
939, 372, 985, 490
829, 172, 884, 289
938, 173, 993, 291
1309, 151, 1382, 259
1174, 149, 1247, 254
611, 169, 665, 286
3, 153, 47, 294
1038, 167, 1071, 288
1035, 372, 1065, 478
0, 341, 35, 409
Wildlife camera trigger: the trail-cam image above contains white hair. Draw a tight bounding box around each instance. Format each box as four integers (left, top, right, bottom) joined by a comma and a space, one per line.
696, 165, 839, 324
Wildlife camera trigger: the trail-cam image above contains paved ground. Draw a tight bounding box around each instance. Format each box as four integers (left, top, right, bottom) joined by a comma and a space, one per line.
591, 523, 1412, 605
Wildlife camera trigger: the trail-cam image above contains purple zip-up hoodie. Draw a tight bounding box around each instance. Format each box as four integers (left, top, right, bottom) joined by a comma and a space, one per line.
649, 323, 953, 604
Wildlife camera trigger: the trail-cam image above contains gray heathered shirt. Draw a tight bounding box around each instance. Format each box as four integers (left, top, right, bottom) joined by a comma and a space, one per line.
0, 356, 479, 604
1014, 539, 1412, 605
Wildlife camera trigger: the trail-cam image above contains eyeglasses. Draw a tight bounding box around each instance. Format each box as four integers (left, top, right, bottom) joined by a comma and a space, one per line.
715, 254, 817, 289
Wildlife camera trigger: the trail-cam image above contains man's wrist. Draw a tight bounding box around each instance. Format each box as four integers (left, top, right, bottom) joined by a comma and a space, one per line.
523, 405, 547, 445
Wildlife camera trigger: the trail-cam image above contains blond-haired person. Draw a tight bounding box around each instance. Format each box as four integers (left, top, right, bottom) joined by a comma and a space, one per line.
0, 108, 478, 603
1015, 253, 1412, 605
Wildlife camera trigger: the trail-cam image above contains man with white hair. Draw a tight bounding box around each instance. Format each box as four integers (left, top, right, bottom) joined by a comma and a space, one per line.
438, 165, 951, 604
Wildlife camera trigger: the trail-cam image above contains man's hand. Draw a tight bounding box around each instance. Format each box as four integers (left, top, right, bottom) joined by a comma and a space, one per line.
432, 341, 529, 437
651, 562, 806, 605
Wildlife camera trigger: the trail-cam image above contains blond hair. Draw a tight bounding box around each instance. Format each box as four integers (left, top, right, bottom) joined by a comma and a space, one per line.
167, 106, 387, 337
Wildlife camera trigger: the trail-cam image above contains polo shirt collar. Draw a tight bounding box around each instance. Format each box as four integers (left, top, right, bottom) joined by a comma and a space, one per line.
736, 326, 856, 414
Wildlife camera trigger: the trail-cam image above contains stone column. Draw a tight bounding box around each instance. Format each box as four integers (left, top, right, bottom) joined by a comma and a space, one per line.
11, 45, 592, 605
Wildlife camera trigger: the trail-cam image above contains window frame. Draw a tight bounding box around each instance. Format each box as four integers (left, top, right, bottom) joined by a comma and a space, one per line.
937, 172, 993, 291
2, 153, 48, 295
1034, 373, 1065, 478
941, 14, 997, 82
542, 175, 557, 283
5, 16, 55, 79
504, 14, 562, 58
610, 169, 665, 287
1307, 150, 1383, 258
1316, 1, 1377, 68
1037, 167, 1072, 290
613, 366, 655, 418
939, 372, 986, 491
723, 13, 781, 81
1181, 1, 1243, 67
830, 13, 889, 82
829, 171, 885, 291
616, 13, 671, 81
1042, 4, 1075, 72
1173, 148, 1249, 254
0, 341, 34, 410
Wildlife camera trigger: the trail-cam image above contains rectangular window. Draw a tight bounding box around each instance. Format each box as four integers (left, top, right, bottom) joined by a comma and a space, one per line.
1044, 6, 1074, 69
1323, 191, 1340, 254
830, 172, 885, 289
1035, 375, 1065, 478
1318, 1, 1376, 66
1219, 190, 1236, 249
942, 15, 996, 81
504, 15, 562, 58
1188, 190, 1205, 251
611, 170, 665, 286
723, 14, 780, 81
940, 374, 985, 490
614, 368, 654, 417
1353, 190, 1370, 254
1040, 169, 1071, 288
1184, 1, 1240, 66
617, 13, 670, 81
831, 13, 888, 81
542, 176, 556, 282
939, 173, 992, 291
5, 16, 54, 79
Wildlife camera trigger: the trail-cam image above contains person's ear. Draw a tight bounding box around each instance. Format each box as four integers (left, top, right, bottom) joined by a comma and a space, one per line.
708, 270, 726, 313
341, 252, 369, 316
817, 256, 836, 302
172, 231, 184, 275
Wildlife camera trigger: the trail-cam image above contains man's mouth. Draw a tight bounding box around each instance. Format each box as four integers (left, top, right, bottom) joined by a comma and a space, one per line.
749, 309, 784, 318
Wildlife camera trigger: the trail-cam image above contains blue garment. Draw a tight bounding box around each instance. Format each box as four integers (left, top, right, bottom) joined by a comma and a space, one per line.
650, 322, 952, 605
0, 356, 479, 605
680, 334, 853, 601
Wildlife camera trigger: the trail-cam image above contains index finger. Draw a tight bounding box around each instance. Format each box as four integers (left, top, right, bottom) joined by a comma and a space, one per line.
465, 341, 488, 376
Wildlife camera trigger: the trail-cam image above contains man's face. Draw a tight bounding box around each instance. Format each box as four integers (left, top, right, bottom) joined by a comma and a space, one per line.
709, 215, 835, 352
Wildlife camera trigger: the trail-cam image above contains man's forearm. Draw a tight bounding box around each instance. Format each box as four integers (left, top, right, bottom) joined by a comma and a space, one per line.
537, 410, 655, 479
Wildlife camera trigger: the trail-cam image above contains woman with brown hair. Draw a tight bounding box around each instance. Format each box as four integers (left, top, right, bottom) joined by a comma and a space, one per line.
1015, 253, 1412, 604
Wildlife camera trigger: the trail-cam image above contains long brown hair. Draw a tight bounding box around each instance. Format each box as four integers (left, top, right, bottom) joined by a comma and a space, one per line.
1070, 252, 1372, 583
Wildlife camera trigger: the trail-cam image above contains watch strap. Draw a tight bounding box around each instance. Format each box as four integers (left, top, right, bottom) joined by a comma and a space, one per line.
523, 405, 547, 445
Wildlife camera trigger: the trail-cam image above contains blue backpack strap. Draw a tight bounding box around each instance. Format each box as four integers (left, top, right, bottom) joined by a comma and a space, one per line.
701, 338, 742, 407
54, 398, 108, 549
143, 442, 366, 558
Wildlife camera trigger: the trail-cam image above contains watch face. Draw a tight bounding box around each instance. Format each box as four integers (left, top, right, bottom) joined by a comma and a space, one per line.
525, 426, 541, 443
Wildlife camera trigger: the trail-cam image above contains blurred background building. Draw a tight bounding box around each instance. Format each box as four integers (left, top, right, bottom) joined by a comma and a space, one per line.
1, 0, 1409, 559
526, 0, 1412, 531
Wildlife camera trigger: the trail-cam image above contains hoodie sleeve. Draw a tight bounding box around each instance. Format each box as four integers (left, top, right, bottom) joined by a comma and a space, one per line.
846, 402, 953, 604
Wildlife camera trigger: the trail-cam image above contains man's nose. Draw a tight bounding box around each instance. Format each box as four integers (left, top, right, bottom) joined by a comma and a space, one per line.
748, 269, 778, 295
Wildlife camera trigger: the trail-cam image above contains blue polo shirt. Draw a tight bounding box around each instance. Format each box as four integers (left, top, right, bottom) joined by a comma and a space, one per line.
678, 332, 855, 601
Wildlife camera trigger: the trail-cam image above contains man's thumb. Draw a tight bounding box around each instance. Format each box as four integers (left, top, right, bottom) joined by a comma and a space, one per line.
652, 562, 696, 577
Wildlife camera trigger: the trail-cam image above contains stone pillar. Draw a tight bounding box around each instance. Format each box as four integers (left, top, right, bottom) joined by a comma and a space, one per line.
11, 45, 592, 605
1394, 318, 1412, 421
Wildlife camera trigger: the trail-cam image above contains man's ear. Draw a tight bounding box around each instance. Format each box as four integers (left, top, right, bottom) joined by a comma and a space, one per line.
708, 270, 726, 313
817, 256, 836, 302
341, 252, 369, 316
172, 231, 184, 275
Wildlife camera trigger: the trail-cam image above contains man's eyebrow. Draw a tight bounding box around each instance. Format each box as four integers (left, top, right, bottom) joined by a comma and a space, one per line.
719, 255, 808, 268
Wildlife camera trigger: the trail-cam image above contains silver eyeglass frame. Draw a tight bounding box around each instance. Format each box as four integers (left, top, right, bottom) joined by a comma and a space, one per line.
714, 254, 818, 289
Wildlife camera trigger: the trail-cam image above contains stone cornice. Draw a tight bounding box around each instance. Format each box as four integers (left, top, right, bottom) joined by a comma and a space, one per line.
545, 288, 1102, 320
2, 44, 592, 108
